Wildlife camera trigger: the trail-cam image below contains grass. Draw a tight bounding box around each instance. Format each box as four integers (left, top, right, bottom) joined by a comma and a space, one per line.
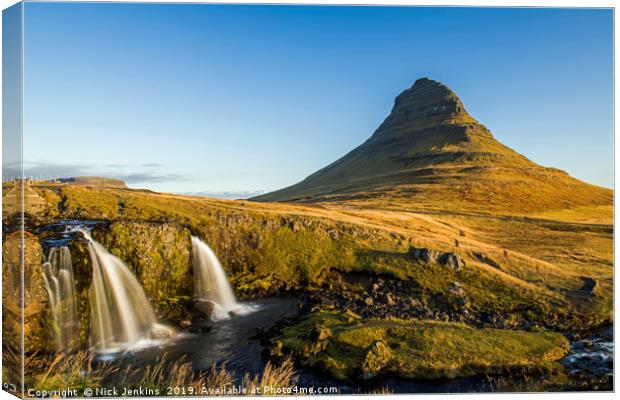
9, 349, 298, 398
276, 311, 569, 382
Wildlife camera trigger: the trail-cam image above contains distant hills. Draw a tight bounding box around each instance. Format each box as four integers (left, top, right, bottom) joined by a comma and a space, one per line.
58, 176, 127, 188
253, 78, 612, 214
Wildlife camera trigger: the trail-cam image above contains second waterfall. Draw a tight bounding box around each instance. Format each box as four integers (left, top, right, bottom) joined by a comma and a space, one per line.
191, 236, 255, 320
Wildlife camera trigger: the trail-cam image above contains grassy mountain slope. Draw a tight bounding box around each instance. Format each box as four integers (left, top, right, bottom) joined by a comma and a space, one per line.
253, 78, 612, 215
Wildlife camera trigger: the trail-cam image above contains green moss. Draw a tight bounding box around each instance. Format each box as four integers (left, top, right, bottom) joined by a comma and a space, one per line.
248, 227, 357, 286
277, 311, 569, 381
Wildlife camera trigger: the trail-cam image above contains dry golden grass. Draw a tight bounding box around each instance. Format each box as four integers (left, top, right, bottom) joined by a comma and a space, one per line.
242, 358, 298, 395
16, 350, 299, 397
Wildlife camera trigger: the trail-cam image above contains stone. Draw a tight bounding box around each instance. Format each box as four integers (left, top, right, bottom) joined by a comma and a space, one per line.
193, 300, 216, 320
309, 324, 332, 342
410, 298, 423, 308
361, 340, 393, 379
448, 281, 464, 296
439, 252, 465, 271
408, 246, 440, 263
409, 246, 464, 271
150, 324, 175, 340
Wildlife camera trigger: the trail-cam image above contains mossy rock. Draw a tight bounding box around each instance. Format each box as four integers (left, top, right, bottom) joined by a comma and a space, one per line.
275, 311, 569, 382
361, 340, 392, 379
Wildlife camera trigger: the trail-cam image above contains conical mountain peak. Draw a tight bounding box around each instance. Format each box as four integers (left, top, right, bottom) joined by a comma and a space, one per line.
395, 77, 466, 118
374, 77, 483, 138
253, 78, 612, 214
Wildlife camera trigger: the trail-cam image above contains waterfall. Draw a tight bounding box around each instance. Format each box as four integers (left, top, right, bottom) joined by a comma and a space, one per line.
191, 236, 255, 320
78, 229, 173, 352
42, 246, 78, 351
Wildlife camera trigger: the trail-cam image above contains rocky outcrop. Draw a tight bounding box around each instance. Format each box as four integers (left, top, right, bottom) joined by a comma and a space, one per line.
2, 231, 50, 353
408, 246, 465, 271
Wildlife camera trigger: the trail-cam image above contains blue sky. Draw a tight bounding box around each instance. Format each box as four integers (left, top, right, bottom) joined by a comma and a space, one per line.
19, 3, 613, 195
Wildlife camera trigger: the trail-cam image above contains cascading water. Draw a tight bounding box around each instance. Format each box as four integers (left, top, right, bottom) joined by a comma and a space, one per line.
77, 228, 173, 352
191, 236, 256, 320
42, 246, 78, 351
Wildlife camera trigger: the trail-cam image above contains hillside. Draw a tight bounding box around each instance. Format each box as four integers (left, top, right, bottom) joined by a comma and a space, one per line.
58, 176, 127, 188
253, 78, 612, 215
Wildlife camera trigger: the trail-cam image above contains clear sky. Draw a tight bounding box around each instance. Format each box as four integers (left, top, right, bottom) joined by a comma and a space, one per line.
19, 3, 613, 196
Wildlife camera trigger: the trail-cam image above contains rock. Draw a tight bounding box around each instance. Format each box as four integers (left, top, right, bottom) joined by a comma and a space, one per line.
150, 324, 175, 340
193, 300, 216, 320
456, 297, 469, 307
165, 305, 190, 322
408, 247, 440, 263
448, 281, 465, 296
302, 340, 328, 357
309, 324, 332, 341
409, 246, 464, 271
439, 252, 465, 271
410, 298, 423, 308
180, 320, 192, 328
361, 340, 393, 379
343, 309, 361, 323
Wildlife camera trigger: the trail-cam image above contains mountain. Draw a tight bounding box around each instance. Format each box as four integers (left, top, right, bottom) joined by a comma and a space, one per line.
253, 78, 612, 214
58, 176, 127, 188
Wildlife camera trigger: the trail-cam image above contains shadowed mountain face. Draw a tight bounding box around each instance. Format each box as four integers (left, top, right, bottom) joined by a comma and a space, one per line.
253, 78, 612, 214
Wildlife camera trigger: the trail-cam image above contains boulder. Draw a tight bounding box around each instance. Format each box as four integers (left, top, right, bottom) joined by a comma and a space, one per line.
409, 247, 440, 263
150, 324, 176, 340
361, 340, 393, 379
192, 300, 216, 320
438, 253, 465, 271
409, 246, 465, 271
